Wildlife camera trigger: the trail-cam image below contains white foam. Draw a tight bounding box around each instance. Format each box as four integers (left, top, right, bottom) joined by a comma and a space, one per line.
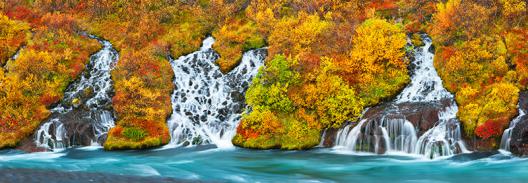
166, 37, 266, 148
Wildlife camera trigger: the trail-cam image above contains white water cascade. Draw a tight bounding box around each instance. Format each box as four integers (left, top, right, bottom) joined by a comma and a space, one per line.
35, 36, 118, 150
414, 103, 469, 158
3, 46, 23, 70
334, 35, 469, 158
500, 104, 526, 151
167, 37, 266, 148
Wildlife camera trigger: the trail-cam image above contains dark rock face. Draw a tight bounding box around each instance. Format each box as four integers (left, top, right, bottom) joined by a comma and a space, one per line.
321, 128, 339, 147
508, 116, 528, 156
322, 99, 451, 148
363, 100, 449, 136
448, 151, 499, 161
38, 107, 104, 149
15, 138, 46, 153
462, 135, 497, 152
508, 91, 528, 156
519, 91, 528, 114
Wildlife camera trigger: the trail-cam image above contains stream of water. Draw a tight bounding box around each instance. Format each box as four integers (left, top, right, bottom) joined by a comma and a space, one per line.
34, 36, 118, 150
334, 35, 468, 158
166, 37, 266, 148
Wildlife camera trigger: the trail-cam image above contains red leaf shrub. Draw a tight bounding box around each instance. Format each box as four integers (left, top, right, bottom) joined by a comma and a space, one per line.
475, 119, 504, 139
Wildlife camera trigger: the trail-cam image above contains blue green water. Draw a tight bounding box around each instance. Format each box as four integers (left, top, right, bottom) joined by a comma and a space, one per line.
0, 147, 527, 182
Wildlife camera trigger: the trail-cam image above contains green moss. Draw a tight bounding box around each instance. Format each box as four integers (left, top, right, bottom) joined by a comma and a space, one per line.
242, 34, 265, 52
104, 136, 164, 150
122, 127, 148, 141
411, 33, 425, 47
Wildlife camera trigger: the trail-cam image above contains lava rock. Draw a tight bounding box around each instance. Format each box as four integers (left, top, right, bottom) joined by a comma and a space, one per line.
322, 99, 451, 149
57, 109, 98, 147
508, 91, 528, 156
520, 91, 528, 114
448, 151, 499, 161
321, 128, 339, 147
15, 138, 46, 153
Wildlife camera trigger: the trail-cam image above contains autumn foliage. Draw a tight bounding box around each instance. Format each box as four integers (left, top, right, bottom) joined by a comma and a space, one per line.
0, 8, 99, 148
233, 0, 410, 149
426, 0, 527, 145
1, 0, 527, 151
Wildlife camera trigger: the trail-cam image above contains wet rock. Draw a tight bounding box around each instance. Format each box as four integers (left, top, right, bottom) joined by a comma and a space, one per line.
507, 91, 528, 156
321, 128, 339, 147
373, 126, 388, 154
520, 91, 528, 114
230, 91, 245, 103
463, 136, 497, 152
322, 99, 450, 149
97, 134, 107, 146
448, 151, 499, 161
56, 109, 98, 147
364, 100, 446, 134
15, 138, 46, 153
428, 44, 435, 54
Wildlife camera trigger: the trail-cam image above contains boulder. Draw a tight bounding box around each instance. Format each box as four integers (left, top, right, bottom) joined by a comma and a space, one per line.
508, 115, 528, 156
15, 138, 46, 153
509, 91, 528, 156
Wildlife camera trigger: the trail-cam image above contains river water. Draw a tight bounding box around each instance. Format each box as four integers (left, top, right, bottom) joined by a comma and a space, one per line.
0, 147, 526, 182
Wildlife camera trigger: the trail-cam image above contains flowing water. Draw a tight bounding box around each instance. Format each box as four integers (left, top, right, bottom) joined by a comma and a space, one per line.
501, 105, 526, 151
334, 35, 468, 158
0, 147, 525, 182
34, 36, 118, 150
167, 37, 266, 148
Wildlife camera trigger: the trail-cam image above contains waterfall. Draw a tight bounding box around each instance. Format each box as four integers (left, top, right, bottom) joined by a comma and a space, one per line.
334, 34, 468, 158
395, 37, 453, 103
11, 47, 22, 61
34, 36, 118, 150
167, 37, 266, 148
335, 117, 418, 154
500, 105, 526, 151
414, 103, 469, 158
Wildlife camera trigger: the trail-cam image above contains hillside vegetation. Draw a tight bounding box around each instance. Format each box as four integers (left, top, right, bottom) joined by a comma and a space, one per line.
1, 0, 527, 150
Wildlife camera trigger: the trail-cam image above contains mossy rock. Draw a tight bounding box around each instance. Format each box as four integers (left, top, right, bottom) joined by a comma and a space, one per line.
232, 115, 321, 150
411, 33, 425, 47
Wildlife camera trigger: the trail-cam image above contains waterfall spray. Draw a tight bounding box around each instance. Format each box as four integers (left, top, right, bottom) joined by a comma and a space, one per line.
166, 37, 266, 148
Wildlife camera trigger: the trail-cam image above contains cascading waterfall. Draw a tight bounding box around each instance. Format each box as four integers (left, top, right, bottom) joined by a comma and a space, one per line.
334, 35, 468, 158
11, 47, 22, 61
34, 36, 119, 150
167, 37, 266, 148
335, 117, 418, 154
500, 105, 526, 151
414, 103, 468, 158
